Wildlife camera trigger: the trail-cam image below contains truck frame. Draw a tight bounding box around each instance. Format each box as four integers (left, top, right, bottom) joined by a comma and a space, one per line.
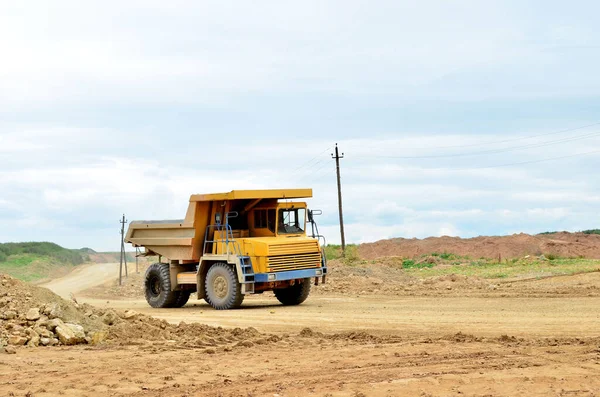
125, 188, 327, 310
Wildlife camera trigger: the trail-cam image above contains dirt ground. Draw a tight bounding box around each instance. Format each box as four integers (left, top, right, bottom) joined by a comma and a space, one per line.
2, 255, 600, 396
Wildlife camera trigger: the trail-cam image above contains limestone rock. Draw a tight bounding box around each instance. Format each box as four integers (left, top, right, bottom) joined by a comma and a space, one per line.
3, 346, 16, 354
25, 308, 41, 321
66, 323, 86, 340
122, 310, 138, 320
55, 323, 84, 345
89, 331, 107, 345
8, 335, 27, 346
46, 318, 65, 331
102, 310, 119, 325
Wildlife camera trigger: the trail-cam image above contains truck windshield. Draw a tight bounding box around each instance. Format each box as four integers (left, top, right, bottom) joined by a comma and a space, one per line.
278, 208, 306, 234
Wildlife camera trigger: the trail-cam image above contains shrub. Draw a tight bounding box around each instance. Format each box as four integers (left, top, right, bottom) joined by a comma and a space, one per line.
401, 259, 435, 269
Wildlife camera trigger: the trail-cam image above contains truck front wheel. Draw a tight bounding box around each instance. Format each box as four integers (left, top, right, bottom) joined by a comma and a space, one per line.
144, 263, 180, 308
204, 263, 244, 310
274, 278, 311, 305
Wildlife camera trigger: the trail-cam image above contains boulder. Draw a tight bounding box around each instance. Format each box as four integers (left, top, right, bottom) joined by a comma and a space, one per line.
102, 310, 119, 325
66, 323, 86, 340
46, 318, 65, 331
88, 331, 107, 345
25, 308, 41, 321
40, 337, 51, 346
3, 346, 16, 354
42, 303, 63, 319
8, 335, 27, 346
55, 323, 85, 345
27, 334, 40, 347
122, 310, 138, 320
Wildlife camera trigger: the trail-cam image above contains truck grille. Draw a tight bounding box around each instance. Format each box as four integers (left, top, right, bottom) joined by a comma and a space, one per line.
267, 252, 322, 272
268, 241, 319, 256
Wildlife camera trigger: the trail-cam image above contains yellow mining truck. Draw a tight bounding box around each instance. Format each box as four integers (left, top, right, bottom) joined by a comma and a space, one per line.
125, 189, 327, 310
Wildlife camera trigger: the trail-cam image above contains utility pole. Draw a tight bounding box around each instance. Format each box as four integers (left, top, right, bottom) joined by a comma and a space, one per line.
332, 143, 346, 253
119, 214, 128, 286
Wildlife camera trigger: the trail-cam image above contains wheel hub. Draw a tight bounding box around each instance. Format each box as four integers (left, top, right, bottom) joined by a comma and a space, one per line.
213, 275, 228, 299
150, 277, 161, 296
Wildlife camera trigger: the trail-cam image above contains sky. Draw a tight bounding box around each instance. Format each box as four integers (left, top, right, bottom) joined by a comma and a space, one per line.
1, 1, 600, 251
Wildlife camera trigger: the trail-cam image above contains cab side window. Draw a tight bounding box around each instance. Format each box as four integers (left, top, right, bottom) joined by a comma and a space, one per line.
254, 210, 267, 228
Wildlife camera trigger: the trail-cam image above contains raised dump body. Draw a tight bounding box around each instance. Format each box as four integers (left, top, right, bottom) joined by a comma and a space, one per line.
125, 189, 327, 310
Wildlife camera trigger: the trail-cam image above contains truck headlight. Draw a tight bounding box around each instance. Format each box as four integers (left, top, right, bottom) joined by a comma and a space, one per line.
315, 269, 323, 276
268, 274, 276, 281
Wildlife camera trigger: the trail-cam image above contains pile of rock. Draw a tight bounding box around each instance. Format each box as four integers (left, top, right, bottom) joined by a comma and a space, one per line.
0, 274, 109, 353
1, 302, 107, 352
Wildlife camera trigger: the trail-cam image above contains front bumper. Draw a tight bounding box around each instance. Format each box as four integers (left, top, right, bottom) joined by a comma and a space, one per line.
254, 266, 328, 283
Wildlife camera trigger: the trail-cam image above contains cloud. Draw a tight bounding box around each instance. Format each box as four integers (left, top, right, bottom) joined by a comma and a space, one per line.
1, 1, 600, 250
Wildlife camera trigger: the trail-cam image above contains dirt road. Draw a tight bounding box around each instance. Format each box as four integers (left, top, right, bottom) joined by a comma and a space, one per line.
4, 263, 599, 396
41, 262, 122, 298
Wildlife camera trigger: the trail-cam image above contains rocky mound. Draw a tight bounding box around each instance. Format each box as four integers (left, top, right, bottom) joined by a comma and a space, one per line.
0, 274, 279, 354
359, 232, 600, 260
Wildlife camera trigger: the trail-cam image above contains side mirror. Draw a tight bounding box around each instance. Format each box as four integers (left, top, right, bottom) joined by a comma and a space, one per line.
226, 211, 239, 219
308, 209, 322, 222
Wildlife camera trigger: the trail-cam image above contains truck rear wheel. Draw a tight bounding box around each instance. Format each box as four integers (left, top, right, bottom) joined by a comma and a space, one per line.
274, 278, 311, 305
144, 263, 179, 308
204, 263, 244, 310
173, 291, 191, 308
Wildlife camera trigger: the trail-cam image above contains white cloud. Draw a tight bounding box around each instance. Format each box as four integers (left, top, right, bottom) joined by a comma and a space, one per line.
1, 1, 600, 249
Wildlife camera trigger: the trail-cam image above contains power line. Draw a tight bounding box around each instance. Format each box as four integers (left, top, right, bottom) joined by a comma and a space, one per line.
356, 121, 600, 152
358, 130, 600, 160
462, 149, 600, 170
347, 149, 600, 173
289, 146, 333, 176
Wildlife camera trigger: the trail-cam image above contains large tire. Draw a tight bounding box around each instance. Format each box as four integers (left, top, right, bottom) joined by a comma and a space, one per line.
274, 278, 311, 306
144, 263, 179, 308
204, 263, 244, 310
173, 291, 191, 308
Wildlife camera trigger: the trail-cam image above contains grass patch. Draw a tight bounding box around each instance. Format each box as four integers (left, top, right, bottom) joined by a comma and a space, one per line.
401, 257, 600, 280
324, 244, 361, 260
401, 259, 435, 269
0, 242, 89, 282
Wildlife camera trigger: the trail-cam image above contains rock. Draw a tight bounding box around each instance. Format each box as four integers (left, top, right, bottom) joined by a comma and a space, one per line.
102, 310, 119, 325
3, 346, 16, 354
236, 340, 254, 348
122, 310, 138, 320
27, 334, 40, 347
34, 327, 52, 338
55, 323, 85, 345
36, 315, 49, 327
48, 338, 59, 346
88, 331, 107, 345
26, 308, 41, 321
42, 303, 63, 319
46, 318, 65, 331
2, 310, 16, 320
205, 348, 216, 354
40, 337, 51, 346
66, 323, 86, 340
8, 335, 27, 346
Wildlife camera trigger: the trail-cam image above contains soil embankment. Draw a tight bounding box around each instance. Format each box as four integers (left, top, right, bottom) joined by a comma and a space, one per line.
359, 232, 600, 259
